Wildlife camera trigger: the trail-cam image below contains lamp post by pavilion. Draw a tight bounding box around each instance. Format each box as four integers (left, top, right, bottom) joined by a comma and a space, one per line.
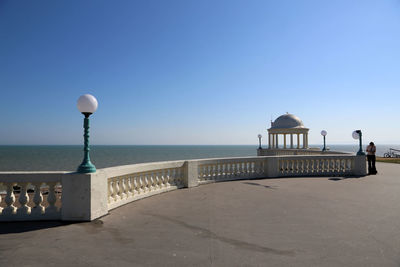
352, 130, 365, 156
77, 94, 98, 173
257, 134, 262, 149
321, 130, 327, 152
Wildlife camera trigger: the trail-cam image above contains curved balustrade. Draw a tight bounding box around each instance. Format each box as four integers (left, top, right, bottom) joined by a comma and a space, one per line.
197, 157, 266, 184
103, 160, 186, 210
277, 156, 354, 176
0, 154, 366, 221
0, 172, 64, 221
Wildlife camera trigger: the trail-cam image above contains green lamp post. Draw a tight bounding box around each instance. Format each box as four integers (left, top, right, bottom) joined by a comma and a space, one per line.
257, 134, 262, 149
77, 94, 98, 173
352, 130, 365, 156
321, 130, 327, 151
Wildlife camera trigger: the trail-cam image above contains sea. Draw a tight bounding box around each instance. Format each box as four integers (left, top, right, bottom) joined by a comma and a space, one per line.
0, 144, 399, 171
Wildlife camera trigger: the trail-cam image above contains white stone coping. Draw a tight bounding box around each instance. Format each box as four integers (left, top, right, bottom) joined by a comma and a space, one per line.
100, 160, 186, 178
0, 171, 66, 183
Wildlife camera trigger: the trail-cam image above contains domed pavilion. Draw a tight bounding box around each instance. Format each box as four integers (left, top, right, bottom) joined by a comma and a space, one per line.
268, 113, 309, 149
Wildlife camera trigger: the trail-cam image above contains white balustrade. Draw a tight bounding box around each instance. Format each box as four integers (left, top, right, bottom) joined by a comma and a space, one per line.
0, 172, 63, 221
197, 157, 267, 183
0, 154, 365, 222
278, 156, 354, 177
106, 162, 185, 210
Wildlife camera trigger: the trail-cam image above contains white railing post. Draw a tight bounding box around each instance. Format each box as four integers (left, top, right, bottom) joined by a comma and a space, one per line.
266, 157, 279, 177
184, 160, 199, 188
353, 155, 367, 176
61, 171, 108, 221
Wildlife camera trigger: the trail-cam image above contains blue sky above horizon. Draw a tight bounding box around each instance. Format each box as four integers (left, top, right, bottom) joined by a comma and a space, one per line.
0, 0, 399, 145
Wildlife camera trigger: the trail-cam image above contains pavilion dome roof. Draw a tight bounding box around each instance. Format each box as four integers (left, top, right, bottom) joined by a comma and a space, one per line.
270, 113, 305, 129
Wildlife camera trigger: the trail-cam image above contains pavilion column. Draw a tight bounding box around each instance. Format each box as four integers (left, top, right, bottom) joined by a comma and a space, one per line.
271, 134, 275, 148
283, 134, 287, 149
303, 133, 306, 148
305, 133, 308, 148
297, 134, 300, 149
268, 133, 271, 149
290, 134, 294, 149
276, 134, 279, 148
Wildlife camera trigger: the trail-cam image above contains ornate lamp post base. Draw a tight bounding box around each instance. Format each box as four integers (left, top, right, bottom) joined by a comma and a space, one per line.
77, 161, 96, 173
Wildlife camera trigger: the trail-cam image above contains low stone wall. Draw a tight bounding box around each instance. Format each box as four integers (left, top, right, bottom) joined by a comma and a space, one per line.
0, 154, 366, 222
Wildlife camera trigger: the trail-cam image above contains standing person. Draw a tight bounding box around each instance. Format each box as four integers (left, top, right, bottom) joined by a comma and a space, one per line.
366, 142, 377, 174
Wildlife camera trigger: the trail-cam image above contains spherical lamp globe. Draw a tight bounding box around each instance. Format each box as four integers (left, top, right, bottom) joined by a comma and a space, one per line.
77, 94, 98, 114
352, 130, 360, 140
321, 130, 327, 136
258, 134, 262, 139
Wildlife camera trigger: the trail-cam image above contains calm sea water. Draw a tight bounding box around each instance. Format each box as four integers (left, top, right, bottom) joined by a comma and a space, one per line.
0, 144, 398, 171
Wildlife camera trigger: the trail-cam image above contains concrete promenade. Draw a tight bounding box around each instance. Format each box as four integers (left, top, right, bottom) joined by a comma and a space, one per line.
1, 162, 399, 266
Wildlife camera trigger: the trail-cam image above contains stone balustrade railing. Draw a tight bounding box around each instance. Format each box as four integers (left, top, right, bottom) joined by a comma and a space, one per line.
0, 154, 366, 222
197, 157, 267, 184
0, 172, 65, 221
104, 160, 186, 210
277, 155, 354, 176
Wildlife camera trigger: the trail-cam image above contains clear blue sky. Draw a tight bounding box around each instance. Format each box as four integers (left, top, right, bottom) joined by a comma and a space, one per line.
0, 0, 399, 145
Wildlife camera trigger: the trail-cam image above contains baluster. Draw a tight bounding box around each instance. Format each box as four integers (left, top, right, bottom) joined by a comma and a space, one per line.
226, 164, 231, 178
152, 172, 157, 190
166, 169, 171, 187
32, 182, 44, 215
139, 175, 145, 194
213, 165, 218, 179
167, 169, 173, 185
158, 171, 163, 188
151, 172, 157, 189
17, 182, 31, 215
341, 159, 345, 173
299, 160, 303, 174
133, 176, 139, 195
147, 173, 153, 191
113, 177, 120, 200
108, 179, 113, 203
304, 160, 309, 174
230, 163, 235, 177
328, 159, 332, 173
3, 182, 17, 215
127, 176, 133, 197
156, 171, 162, 189
144, 174, 150, 192
159, 171, 165, 188
46, 182, 58, 213
120, 177, 127, 199
243, 162, 247, 175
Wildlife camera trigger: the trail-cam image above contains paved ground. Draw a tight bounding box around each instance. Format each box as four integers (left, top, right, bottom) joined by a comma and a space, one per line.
1, 162, 400, 266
